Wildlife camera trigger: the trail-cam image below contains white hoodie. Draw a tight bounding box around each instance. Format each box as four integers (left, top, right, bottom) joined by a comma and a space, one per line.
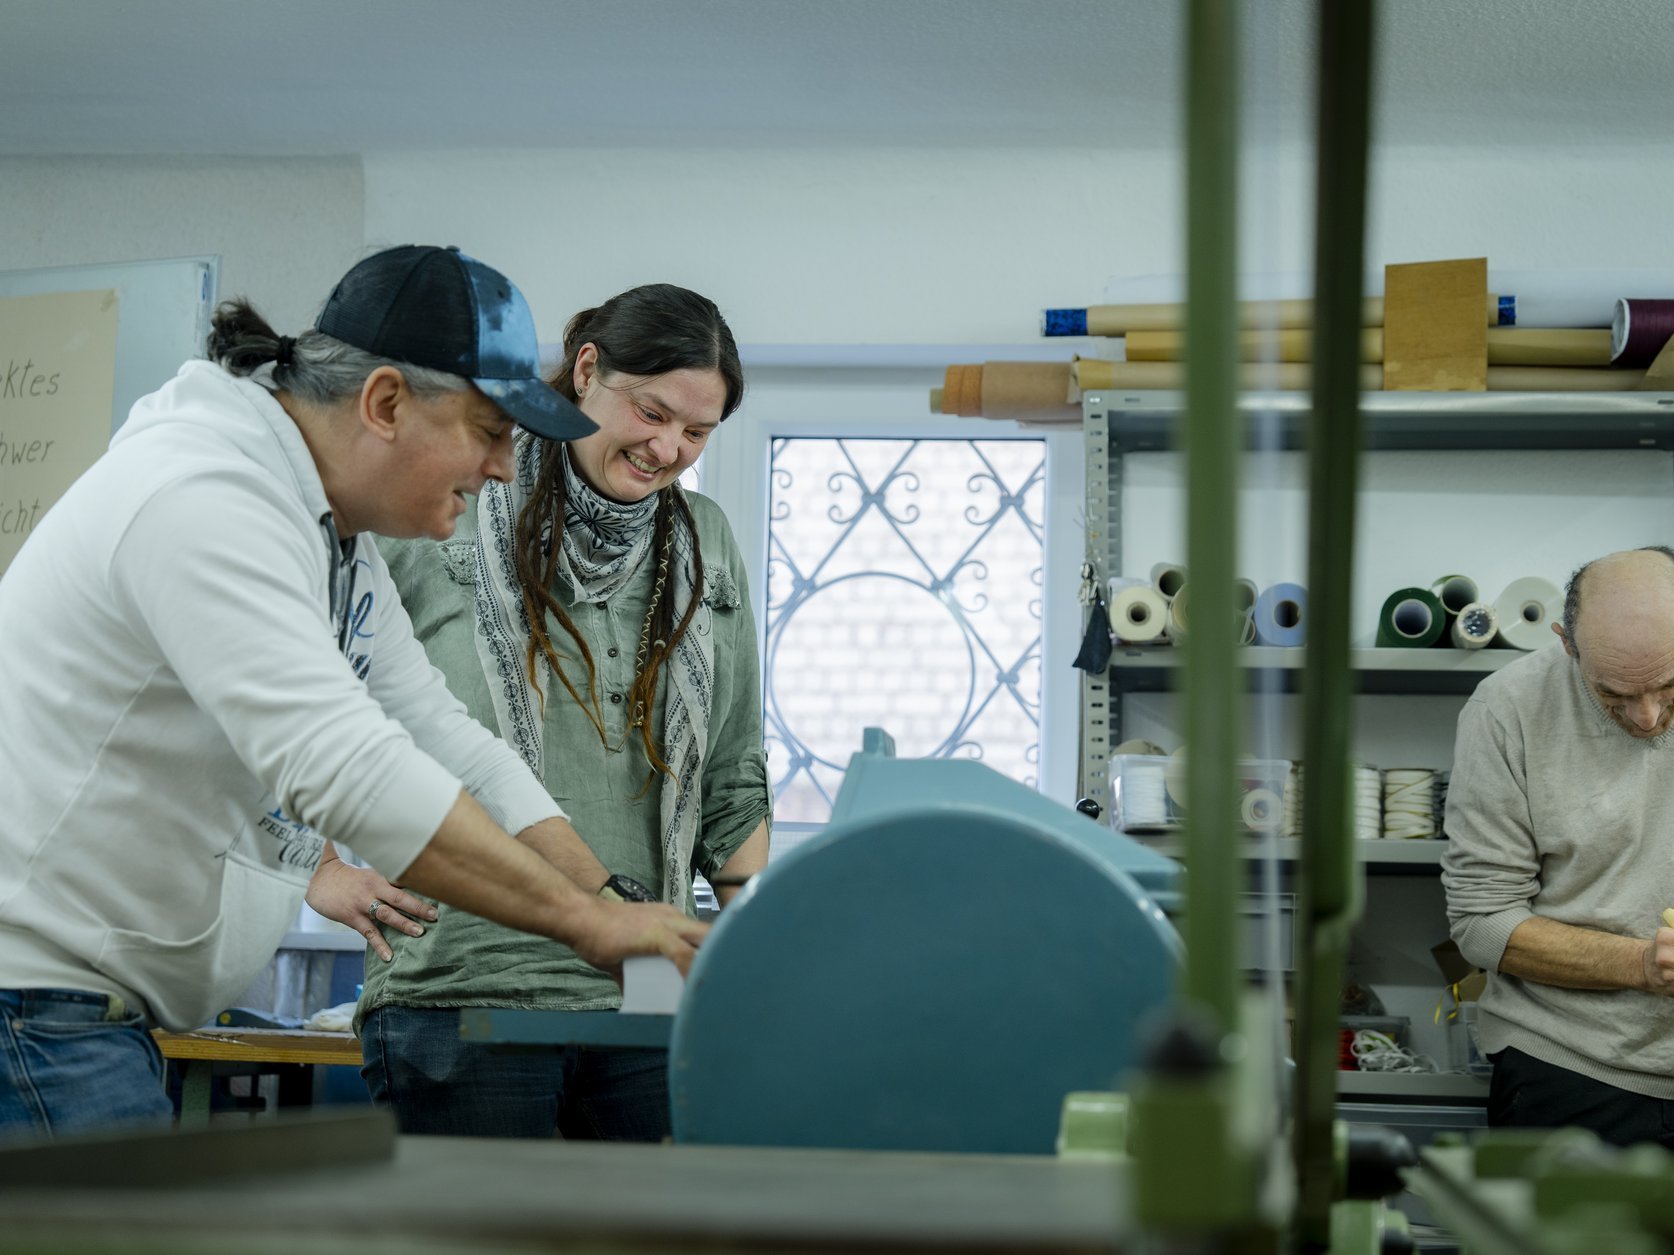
0, 361, 560, 1030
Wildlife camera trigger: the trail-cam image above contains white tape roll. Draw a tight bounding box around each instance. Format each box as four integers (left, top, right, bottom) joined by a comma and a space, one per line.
1493, 577, 1562, 651
1165, 587, 1189, 641
1112, 585, 1169, 644
1450, 602, 1498, 649
1150, 562, 1187, 601
1241, 787, 1282, 832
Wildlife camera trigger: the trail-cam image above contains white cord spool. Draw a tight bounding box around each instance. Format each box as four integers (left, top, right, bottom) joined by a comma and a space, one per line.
1381, 768, 1437, 840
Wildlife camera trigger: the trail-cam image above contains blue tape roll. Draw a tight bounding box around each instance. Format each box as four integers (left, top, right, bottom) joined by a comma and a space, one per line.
1042, 308, 1089, 337
1253, 583, 1308, 648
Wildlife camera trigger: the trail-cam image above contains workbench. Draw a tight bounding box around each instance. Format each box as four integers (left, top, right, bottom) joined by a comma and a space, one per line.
150, 1027, 363, 1126
0, 1110, 1126, 1254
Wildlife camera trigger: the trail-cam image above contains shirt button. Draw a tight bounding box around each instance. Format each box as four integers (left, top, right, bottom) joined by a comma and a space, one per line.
594, 601, 608, 610
607, 647, 619, 658
609, 693, 623, 705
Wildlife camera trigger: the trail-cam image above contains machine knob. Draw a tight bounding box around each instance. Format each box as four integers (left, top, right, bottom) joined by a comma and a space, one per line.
1074, 797, 1102, 821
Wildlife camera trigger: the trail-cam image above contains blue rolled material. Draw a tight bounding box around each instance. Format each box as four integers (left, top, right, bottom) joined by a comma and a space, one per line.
1041, 307, 1089, 337
1253, 582, 1308, 647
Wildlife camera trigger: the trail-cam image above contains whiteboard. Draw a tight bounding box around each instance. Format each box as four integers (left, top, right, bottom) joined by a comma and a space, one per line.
0, 255, 218, 435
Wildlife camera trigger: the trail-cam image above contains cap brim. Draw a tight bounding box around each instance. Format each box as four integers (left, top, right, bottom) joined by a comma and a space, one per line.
475, 377, 598, 441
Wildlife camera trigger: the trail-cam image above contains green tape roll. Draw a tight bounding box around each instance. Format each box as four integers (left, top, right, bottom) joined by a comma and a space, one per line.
1376, 587, 1446, 648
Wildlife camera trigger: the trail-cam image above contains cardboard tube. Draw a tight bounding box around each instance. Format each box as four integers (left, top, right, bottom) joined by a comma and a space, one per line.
977, 361, 1078, 420
928, 386, 945, 414
1489, 328, 1614, 368
1125, 327, 1382, 364
1055, 294, 1505, 337
1451, 602, 1498, 649
1072, 358, 1645, 393
1150, 562, 1187, 601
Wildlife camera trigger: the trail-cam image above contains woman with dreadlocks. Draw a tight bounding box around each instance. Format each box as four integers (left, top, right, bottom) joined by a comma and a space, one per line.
310, 284, 770, 1140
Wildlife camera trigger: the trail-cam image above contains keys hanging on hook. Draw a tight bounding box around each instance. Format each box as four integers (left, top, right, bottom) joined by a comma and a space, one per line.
1077, 561, 1097, 607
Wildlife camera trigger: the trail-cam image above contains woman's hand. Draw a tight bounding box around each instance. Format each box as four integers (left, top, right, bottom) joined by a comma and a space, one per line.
306, 850, 439, 962
568, 899, 709, 983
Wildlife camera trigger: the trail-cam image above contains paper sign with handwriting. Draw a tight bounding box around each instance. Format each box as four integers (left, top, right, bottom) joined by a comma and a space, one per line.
0, 288, 119, 573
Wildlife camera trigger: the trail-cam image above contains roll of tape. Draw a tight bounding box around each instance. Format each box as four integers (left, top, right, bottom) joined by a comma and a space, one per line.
1241, 786, 1282, 832
1375, 588, 1445, 648
1165, 587, 1189, 642
1112, 585, 1169, 644
1493, 576, 1562, 651
1450, 601, 1498, 649
1234, 578, 1259, 614
1164, 747, 1188, 810
1253, 583, 1308, 647
1150, 562, 1187, 602
1431, 574, 1479, 615
1113, 739, 1169, 758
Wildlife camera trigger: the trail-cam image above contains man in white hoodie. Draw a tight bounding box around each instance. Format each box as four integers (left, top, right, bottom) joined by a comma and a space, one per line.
0, 245, 707, 1138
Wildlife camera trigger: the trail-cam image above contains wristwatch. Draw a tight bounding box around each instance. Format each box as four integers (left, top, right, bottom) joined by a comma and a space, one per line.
597, 873, 656, 903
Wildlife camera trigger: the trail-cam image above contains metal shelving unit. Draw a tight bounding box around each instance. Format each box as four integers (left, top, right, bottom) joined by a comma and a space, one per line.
1079, 387, 1674, 1110
1078, 388, 1674, 811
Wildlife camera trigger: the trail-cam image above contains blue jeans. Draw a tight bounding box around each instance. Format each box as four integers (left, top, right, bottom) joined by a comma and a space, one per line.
360, 1005, 671, 1140
0, 989, 172, 1138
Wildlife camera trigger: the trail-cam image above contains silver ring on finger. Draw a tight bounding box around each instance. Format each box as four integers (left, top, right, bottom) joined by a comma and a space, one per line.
368, 899, 383, 918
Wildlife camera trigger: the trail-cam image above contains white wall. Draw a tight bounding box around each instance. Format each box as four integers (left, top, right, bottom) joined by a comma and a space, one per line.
0, 155, 364, 335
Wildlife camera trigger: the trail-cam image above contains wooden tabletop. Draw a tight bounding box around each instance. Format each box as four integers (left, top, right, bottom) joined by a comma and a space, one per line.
150, 1027, 362, 1066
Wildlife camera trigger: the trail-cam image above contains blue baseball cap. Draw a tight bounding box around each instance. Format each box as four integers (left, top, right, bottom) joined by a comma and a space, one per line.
316, 245, 596, 442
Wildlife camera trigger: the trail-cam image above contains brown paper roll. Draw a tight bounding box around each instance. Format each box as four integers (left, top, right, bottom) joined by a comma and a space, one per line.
1071, 360, 1383, 391
1071, 358, 1644, 393
1487, 328, 1614, 368
1486, 366, 1646, 391
1121, 326, 1612, 369
1125, 327, 1382, 364
928, 387, 945, 414
978, 362, 1078, 420
942, 364, 981, 416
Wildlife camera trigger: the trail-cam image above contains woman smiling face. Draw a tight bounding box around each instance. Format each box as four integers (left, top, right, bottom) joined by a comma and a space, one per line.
567, 343, 727, 503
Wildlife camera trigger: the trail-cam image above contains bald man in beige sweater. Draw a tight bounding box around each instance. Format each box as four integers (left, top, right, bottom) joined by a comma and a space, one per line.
1443, 546, 1674, 1149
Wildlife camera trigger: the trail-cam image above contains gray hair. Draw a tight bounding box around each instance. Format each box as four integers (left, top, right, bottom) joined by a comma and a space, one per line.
206, 297, 470, 406
273, 330, 469, 406
1561, 544, 1674, 646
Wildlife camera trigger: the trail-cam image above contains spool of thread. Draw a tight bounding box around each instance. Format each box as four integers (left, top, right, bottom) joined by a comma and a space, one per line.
1451, 602, 1498, 649
1241, 786, 1282, 833
1354, 765, 1383, 842
1375, 588, 1445, 648
1151, 562, 1187, 601
1610, 298, 1674, 368
1381, 769, 1437, 840
1253, 583, 1308, 647
1493, 577, 1561, 651
1111, 585, 1169, 644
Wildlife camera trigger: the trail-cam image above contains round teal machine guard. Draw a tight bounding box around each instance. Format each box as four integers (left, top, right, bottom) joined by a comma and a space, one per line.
670, 801, 1181, 1154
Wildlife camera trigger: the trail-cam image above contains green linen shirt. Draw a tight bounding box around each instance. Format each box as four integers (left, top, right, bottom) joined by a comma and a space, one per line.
358, 490, 770, 1015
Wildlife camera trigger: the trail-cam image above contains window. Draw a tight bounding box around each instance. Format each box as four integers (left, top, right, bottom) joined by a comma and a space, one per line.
700, 370, 1081, 823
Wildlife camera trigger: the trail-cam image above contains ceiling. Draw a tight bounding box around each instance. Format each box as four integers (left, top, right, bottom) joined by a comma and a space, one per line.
3, 0, 1668, 155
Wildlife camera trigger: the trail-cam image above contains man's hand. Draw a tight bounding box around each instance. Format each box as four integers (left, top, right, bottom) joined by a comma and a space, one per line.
306, 848, 439, 963
1641, 926, 1674, 996
567, 898, 709, 983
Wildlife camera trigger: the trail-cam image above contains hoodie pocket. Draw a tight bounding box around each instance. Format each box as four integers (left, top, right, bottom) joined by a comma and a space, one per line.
95, 854, 304, 1031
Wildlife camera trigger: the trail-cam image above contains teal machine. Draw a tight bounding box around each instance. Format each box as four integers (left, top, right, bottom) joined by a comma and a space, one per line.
467, 728, 1184, 1156
670, 730, 1181, 1153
